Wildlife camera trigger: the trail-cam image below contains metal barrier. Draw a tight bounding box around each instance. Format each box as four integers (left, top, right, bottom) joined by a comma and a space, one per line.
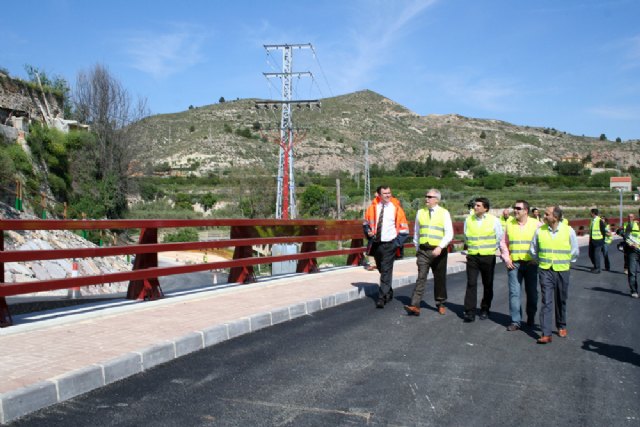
0, 219, 374, 327
0, 217, 592, 327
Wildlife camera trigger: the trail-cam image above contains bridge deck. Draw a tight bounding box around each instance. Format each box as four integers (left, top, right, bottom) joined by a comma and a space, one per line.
2, 235, 639, 425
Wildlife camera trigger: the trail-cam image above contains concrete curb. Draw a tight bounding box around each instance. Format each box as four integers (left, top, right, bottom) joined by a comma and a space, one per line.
0, 261, 466, 424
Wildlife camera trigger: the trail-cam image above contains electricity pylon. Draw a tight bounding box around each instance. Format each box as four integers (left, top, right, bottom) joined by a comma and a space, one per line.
258, 43, 320, 219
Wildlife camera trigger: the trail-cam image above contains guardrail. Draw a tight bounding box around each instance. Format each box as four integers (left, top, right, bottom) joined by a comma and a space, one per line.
0, 217, 596, 327
0, 219, 393, 327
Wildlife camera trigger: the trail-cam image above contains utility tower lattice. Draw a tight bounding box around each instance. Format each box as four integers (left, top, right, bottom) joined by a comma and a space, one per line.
259, 43, 320, 219
362, 140, 371, 217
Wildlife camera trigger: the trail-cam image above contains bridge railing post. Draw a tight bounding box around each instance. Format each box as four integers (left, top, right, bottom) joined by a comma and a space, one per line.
228, 225, 256, 283
0, 230, 13, 327
296, 225, 319, 273
126, 227, 163, 300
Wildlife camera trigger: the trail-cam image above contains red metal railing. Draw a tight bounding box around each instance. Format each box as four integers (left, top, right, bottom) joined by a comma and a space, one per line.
0, 219, 381, 327
0, 217, 595, 327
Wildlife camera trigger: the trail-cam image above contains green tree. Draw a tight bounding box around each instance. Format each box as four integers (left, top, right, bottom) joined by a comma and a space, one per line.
482, 174, 505, 190
174, 193, 194, 210
219, 96, 226, 103
471, 166, 488, 178
599, 133, 607, 141
235, 127, 252, 138
199, 193, 217, 211
615, 137, 622, 143
139, 180, 161, 201
555, 161, 583, 176
300, 184, 329, 217
163, 227, 198, 243
73, 63, 149, 218
479, 131, 486, 139
588, 171, 616, 187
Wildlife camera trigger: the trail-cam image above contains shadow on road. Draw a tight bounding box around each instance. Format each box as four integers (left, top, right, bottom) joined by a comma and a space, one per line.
582, 339, 640, 368
573, 264, 594, 272
587, 286, 629, 297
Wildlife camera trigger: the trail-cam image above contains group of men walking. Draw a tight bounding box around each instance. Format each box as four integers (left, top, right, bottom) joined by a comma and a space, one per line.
363, 186, 640, 345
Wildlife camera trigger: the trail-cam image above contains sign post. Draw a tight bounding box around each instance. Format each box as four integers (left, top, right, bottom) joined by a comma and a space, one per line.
610, 176, 632, 226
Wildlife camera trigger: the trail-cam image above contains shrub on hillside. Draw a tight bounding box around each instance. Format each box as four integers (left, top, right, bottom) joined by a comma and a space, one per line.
0, 147, 16, 187
163, 227, 198, 243
483, 174, 506, 190
6, 144, 32, 175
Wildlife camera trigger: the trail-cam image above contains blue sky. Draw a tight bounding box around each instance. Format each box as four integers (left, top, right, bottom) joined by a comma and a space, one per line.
2, 0, 639, 140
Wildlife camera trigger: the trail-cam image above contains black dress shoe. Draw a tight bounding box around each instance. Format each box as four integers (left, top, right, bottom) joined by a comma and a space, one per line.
384, 289, 394, 303
376, 298, 385, 308
463, 313, 476, 323
479, 310, 489, 320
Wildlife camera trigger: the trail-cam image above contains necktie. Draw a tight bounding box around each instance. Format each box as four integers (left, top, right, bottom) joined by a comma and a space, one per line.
376, 204, 385, 240
429, 208, 434, 219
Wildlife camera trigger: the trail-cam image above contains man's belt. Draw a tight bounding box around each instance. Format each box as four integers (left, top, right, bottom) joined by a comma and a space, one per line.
419, 244, 437, 250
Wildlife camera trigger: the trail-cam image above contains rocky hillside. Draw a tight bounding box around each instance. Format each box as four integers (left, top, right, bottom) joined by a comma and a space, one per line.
128, 90, 639, 176
1, 203, 130, 297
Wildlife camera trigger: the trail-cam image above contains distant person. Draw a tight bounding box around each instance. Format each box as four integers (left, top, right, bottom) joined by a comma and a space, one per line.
588, 208, 607, 273
404, 189, 453, 317
364, 185, 410, 308
499, 199, 541, 331
500, 208, 510, 230
363, 190, 379, 271
530, 206, 579, 344
621, 213, 639, 298
463, 197, 502, 322
601, 216, 612, 271
531, 208, 541, 221
467, 198, 476, 216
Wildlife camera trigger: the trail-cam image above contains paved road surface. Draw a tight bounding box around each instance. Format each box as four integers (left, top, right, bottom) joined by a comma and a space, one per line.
8, 249, 640, 426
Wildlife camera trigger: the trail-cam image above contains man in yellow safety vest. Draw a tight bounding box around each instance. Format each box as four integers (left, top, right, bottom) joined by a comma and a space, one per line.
499, 200, 542, 331
530, 206, 579, 344
621, 213, 640, 297
404, 189, 453, 317
588, 208, 607, 273
462, 197, 503, 322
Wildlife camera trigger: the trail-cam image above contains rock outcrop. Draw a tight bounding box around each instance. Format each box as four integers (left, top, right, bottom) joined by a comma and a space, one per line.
1, 204, 130, 297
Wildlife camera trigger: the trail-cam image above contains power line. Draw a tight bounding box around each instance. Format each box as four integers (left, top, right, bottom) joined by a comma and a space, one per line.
310, 45, 334, 98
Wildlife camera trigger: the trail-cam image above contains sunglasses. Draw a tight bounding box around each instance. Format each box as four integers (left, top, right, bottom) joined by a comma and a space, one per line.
425, 195, 437, 199
512, 206, 524, 211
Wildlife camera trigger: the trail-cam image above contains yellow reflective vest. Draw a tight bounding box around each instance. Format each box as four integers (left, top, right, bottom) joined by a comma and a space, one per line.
590, 216, 604, 240
538, 225, 572, 271
465, 214, 498, 256
505, 217, 538, 262
417, 207, 447, 246
623, 221, 640, 240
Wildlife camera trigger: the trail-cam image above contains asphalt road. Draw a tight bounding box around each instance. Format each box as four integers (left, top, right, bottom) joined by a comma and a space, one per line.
9, 248, 640, 426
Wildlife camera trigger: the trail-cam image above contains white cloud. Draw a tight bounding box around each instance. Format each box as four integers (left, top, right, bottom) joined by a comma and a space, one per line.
122, 24, 208, 79
423, 70, 519, 113
334, 0, 438, 92
588, 105, 640, 121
